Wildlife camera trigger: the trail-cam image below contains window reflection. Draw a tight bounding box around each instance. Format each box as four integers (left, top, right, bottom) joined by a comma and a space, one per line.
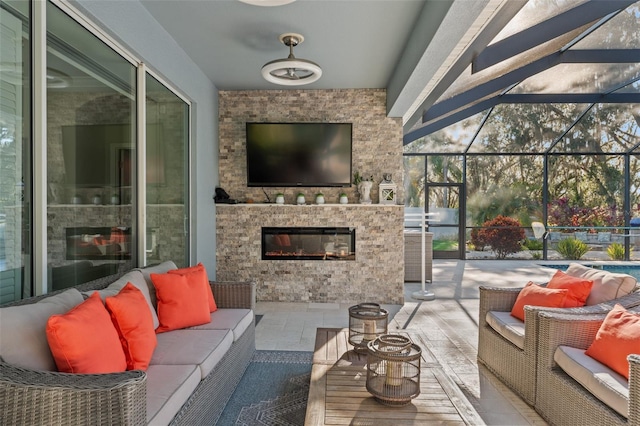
0, 1, 31, 302
145, 74, 189, 267
46, 1, 136, 291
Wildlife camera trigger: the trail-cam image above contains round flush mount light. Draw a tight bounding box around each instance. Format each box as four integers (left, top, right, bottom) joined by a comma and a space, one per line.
261, 33, 322, 86
238, 0, 296, 6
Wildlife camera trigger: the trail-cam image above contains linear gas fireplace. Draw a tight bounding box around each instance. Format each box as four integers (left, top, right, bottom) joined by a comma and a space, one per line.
262, 227, 355, 260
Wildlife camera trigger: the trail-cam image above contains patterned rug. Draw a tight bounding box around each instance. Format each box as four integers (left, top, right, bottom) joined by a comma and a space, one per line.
216, 350, 313, 426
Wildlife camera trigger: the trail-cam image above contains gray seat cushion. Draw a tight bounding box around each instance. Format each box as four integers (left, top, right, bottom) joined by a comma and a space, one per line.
555, 345, 629, 418
187, 309, 253, 341
486, 311, 525, 350
150, 329, 233, 379
0, 288, 84, 371
566, 263, 637, 305
136, 260, 178, 309
146, 364, 200, 425
84, 270, 159, 329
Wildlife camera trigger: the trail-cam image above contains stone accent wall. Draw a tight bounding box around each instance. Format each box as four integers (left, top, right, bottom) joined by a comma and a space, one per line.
216, 204, 404, 305
216, 89, 405, 304
218, 89, 404, 204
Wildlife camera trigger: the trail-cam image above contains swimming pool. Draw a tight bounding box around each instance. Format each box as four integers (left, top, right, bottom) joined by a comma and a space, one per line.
543, 264, 640, 281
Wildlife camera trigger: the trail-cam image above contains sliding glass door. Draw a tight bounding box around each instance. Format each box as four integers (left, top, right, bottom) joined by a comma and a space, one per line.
46, 1, 136, 291
0, 1, 31, 302
145, 74, 189, 267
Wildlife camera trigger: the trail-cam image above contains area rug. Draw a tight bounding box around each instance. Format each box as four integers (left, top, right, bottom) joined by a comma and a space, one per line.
216, 350, 313, 426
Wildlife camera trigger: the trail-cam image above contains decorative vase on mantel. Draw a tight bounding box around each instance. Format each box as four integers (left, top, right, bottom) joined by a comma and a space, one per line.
357, 181, 373, 204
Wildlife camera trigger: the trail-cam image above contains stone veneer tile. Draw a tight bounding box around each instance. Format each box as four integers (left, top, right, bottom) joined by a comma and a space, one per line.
216, 204, 404, 305
217, 89, 405, 304
218, 89, 403, 205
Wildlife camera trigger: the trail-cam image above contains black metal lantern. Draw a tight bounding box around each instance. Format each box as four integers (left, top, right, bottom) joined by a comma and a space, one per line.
366, 334, 422, 406
348, 303, 389, 354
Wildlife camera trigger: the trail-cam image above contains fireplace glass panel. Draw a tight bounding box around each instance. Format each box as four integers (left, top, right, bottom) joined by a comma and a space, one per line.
262, 227, 355, 260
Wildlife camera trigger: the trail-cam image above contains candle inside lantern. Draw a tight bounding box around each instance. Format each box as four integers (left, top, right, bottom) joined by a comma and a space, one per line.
386, 360, 403, 386
363, 319, 376, 341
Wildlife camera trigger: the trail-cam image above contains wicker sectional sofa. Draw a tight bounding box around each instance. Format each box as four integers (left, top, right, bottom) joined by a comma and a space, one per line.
0, 261, 256, 425
478, 263, 640, 406
536, 309, 640, 425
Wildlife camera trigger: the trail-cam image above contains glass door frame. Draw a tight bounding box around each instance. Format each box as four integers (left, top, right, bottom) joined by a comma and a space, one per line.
425, 182, 466, 259
31, 0, 193, 297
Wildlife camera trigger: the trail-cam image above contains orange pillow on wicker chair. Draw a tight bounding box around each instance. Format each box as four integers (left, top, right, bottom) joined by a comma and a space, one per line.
151, 272, 211, 333
585, 304, 640, 380
510, 282, 569, 322
46, 292, 126, 373
168, 263, 217, 312
547, 269, 594, 308
105, 282, 157, 370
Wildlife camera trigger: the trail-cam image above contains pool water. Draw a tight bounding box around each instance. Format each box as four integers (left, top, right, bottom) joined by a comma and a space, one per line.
546, 264, 640, 281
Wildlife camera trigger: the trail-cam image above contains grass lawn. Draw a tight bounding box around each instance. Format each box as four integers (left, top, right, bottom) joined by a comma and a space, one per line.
433, 240, 458, 251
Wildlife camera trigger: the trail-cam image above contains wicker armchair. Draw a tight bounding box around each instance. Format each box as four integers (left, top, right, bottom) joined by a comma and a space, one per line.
536, 310, 640, 425
478, 285, 640, 406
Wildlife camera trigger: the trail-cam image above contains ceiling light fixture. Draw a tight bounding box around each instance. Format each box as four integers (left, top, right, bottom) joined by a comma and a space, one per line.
238, 0, 296, 6
261, 33, 322, 86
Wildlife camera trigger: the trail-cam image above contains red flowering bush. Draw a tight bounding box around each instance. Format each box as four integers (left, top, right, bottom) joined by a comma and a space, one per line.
478, 216, 525, 259
547, 197, 623, 229
470, 228, 487, 251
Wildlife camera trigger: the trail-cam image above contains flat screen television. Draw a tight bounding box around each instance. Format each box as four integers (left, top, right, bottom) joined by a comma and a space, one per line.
246, 122, 352, 187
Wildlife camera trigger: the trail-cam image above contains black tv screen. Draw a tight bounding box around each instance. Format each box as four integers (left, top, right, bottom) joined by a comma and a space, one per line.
246, 122, 352, 187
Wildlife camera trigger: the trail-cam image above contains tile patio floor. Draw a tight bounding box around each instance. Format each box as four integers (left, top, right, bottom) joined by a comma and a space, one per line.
254, 259, 568, 425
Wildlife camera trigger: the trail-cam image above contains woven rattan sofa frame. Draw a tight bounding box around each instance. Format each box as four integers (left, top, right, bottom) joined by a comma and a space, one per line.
537, 310, 640, 426
0, 271, 256, 426
478, 285, 640, 407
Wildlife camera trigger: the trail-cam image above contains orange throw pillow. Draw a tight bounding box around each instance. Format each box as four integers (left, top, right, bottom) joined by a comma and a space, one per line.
105, 282, 157, 370
547, 269, 594, 308
46, 292, 126, 373
151, 272, 211, 333
585, 304, 640, 379
168, 263, 217, 312
510, 282, 569, 322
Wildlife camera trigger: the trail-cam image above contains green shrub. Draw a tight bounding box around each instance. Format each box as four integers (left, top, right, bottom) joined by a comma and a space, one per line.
532, 251, 542, 260
522, 238, 543, 250
556, 238, 589, 260
607, 242, 630, 260
478, 215, 525, 259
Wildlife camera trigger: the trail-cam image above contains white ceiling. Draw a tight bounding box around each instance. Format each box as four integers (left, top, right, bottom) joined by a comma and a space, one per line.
139, 0, 521, 126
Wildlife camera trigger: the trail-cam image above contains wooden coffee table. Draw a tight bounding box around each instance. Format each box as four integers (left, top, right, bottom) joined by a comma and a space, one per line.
305, 328, 484, 425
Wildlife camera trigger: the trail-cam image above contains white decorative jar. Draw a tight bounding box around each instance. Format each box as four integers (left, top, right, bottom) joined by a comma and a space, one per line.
110, 194, 120, 205
315, 194, 325, 204
275, 194, 285, 204
92, 195, 102, 205
296, 194, 306, 205
339, 194, 348, 204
